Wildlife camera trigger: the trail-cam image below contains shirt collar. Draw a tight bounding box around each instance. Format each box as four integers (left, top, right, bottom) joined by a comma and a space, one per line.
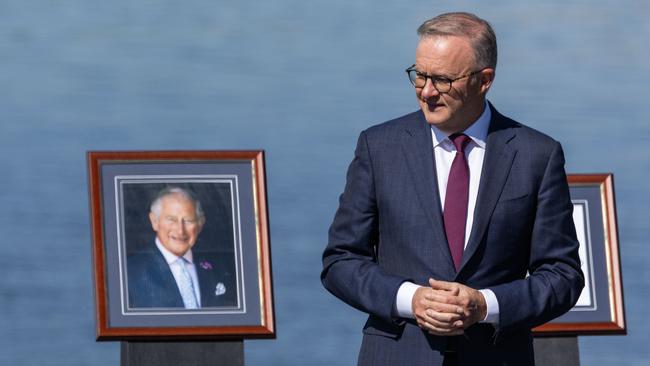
431, 101, 491, 149
155, 237, 194, 265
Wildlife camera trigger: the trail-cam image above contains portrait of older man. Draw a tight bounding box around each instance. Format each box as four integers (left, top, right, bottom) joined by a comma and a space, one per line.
321, 12, 584, 366
127, 186, 237, 309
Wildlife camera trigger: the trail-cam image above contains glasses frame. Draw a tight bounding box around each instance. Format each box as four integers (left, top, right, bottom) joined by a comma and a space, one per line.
405, 64, 484, 93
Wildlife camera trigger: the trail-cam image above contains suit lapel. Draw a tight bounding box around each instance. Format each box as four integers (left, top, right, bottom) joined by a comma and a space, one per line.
457, 108, 518, 274
149, 250, 185, 306
195, 256, 214, 307
401, 112, 456, 271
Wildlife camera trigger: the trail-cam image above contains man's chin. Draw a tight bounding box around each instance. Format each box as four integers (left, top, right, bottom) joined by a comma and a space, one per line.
165, 242, 192, 256
421, 106, 447, 124
423, 112, 449, 126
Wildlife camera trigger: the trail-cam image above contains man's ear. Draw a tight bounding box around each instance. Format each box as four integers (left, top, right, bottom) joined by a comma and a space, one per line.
149, 212, 159, 232
479, 68, 495, 94
197, 216, 206, 233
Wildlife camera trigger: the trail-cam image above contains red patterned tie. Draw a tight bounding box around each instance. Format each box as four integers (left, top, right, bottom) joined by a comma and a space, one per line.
444, 133, 471, 271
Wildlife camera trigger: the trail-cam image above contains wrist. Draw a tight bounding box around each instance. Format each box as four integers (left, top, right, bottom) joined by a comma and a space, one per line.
396, 282, 420, 319
477, 291, 487, 320
478, 289, 499, 324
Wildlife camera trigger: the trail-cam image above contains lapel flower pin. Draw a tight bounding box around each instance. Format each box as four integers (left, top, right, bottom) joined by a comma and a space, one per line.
215, 282, 226, 296
199, 261, 213, 270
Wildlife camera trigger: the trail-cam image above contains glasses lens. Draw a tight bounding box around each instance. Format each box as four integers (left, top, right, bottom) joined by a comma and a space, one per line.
408, 70, 426, 87
433, 78, 451, 93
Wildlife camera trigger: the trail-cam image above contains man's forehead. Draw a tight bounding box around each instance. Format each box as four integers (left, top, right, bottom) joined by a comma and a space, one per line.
415, 36, 476, 72
416, 35, 472, 54
161, 193, 196, 208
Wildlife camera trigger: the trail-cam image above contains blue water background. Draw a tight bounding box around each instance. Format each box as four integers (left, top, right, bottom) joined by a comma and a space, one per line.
1, 1, 648, 365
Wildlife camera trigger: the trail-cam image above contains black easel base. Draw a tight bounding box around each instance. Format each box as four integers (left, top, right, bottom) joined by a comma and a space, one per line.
121, 341, 244, 366
533, 336, 580, 366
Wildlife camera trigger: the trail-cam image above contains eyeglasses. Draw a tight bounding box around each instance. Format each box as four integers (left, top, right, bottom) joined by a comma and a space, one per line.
405, 65, 484, 93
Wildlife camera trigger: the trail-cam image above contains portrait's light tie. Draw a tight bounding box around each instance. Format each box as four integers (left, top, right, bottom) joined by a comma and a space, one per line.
176, 258, 199, 309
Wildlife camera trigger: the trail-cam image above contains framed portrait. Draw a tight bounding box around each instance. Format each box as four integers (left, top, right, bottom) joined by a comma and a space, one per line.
87, 151, 274, 340
533, 174, 626, 335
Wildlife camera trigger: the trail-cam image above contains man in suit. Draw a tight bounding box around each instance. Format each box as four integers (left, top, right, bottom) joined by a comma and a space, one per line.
321, 12, 584, 365
128, 187, 237, 309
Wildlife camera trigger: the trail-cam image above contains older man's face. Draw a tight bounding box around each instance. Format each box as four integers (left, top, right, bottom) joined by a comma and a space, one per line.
149, 193, 204, 257
414, 35, 493, 133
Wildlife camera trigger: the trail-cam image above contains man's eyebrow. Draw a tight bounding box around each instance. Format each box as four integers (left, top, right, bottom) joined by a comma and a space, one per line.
417, 70, 454, 80
413, 66, 453, 79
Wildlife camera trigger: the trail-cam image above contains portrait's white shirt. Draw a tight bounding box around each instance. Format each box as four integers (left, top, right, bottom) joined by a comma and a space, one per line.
395, 102, 499, 324
155, 238, 202, 307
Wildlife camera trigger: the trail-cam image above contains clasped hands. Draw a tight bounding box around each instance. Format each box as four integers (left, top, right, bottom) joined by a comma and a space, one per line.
412, 279, 487, 336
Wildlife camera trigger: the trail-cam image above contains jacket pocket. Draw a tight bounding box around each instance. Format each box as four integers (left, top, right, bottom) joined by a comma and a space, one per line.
362, 316, 404, 339
497, 192, 530, 203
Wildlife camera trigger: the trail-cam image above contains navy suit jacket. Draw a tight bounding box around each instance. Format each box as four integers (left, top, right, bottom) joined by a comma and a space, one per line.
127, 244, 237, 309
321, 104, 584, 365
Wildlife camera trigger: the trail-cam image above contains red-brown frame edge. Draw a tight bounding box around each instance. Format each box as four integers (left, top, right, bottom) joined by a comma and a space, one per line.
87, 150, 275, 340
533, 173, 626, 336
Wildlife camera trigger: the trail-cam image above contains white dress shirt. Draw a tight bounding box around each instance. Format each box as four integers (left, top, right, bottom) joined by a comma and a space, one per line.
155, 238, 202, 307
395, 103, 499, 324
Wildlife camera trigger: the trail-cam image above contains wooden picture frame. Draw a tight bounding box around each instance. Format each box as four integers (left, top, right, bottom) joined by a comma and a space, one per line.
533, 173, 625, 335
88, 151, 274, 340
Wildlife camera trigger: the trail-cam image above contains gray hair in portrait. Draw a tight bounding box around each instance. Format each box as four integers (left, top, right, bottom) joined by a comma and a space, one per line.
150, 186, 205, 220
417, 12, 498, 70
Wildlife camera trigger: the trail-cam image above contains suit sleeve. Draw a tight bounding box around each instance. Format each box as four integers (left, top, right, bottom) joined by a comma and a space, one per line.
490, 141, 585, 336
321, 131, 407, 322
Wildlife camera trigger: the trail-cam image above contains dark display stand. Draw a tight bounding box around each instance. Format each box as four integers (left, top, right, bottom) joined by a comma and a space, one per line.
533, 337, 580, 366
121, 341, 244, 366
119, 335, 577, 365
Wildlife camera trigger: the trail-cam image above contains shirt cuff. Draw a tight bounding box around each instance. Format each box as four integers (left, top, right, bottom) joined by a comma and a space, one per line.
479, 289, 499, 324
395, 281, 420, 319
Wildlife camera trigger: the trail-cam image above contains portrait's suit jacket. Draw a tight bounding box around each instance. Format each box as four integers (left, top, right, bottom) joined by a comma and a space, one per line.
127, 244, 238, 309
321, 104, 584, 366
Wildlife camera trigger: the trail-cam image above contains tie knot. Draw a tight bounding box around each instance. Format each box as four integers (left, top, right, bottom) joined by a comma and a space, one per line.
449, 133, 471, 152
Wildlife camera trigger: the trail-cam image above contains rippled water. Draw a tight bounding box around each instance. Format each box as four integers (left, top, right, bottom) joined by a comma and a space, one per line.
1, 1, 648, 365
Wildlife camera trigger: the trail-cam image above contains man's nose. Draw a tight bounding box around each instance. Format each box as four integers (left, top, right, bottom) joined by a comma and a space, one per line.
420, 78, 440, 99
172, 221, 188, 235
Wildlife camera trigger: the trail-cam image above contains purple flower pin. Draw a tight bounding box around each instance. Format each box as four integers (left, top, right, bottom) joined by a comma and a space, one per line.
199, 261, 213, 270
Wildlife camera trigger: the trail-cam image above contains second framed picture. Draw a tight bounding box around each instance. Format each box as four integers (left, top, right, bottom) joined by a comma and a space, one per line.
533, 173, 625, 335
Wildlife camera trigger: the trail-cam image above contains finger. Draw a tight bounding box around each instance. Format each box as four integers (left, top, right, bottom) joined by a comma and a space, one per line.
424, 296, 473, 322
428, 292, 476, 315
425, 308, 463, 323
424, 291, 464, 308
416, 306, 461, 326
429, 279, 460, 295
456, 298, 478, 317
412, 288, 435, 308
423, 314, 467, 328
428, 278, 452, 290
415, 305, 457, 322
419, 307, 467, 329
423, 322, 464, 336
426, 299, 465, 315
421, 316, 459, 330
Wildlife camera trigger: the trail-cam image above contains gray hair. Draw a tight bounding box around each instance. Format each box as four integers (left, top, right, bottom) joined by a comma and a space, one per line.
150, 187, 204, 220
417, 12, 497, 70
